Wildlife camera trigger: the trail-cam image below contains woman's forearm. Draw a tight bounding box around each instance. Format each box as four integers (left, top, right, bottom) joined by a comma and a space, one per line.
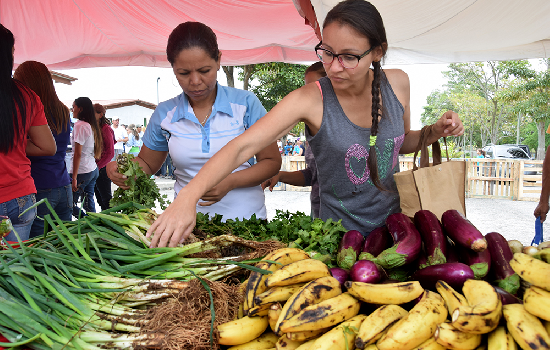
278, 170, 307, 187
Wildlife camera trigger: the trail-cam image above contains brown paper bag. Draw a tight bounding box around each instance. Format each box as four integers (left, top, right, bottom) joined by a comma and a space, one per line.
394, 126, 466, 220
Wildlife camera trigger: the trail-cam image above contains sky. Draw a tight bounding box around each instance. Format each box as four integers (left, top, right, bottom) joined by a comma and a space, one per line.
53, 63, 450, 129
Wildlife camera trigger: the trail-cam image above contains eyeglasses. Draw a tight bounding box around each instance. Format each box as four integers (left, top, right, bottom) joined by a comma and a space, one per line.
315, 42, 375, 69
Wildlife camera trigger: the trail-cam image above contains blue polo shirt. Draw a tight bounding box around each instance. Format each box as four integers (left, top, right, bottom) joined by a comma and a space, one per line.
143, 83, 267, 221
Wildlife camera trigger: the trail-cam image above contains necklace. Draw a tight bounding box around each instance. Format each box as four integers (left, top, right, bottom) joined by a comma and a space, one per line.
199, 107, 213, 126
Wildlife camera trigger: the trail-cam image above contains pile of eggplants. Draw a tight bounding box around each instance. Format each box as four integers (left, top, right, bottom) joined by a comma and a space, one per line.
331, 209, 521, 301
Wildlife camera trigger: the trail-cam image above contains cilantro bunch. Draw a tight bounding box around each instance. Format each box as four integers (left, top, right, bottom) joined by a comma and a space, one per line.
110, 153, 168, 213
195, 209, 348, 267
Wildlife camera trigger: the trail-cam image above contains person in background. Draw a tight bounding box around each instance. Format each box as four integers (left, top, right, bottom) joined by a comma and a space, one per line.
107, 21, 280, 244
292, 140, 304, 156
534, 125, 550, 222
0, 25, 56, 241
13, 60, 72, 238
137, 125, 144, 139
262, 62, 326, 218
68, 97, 102, 218
127, 124, 143, 157
160, 154, 174, 179
283, 140, 293, 155
277, 139, 283, 154
111, 117, 128, 160
142, 0, 463, 248
476, 148, 485, 175
93, 103, 115, 212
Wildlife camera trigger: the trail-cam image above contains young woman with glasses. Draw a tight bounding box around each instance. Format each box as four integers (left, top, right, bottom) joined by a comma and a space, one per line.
144, 0, 464, 248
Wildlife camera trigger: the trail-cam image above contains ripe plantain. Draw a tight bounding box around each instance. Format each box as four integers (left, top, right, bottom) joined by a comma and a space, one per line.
346, 280, 424, 305
411, 336, 446, 350
286, 328, 330, 342
245, 248, 310, 312
523, 285, 550, 322
275, 334, 305, 349
451, 279, 502, 334
254, 284, 306, 306
376, 290, 448, 350
274, 276, 342, 335
502, 303, 550, 350
509, 252, 550, 292
435, 280, 468, 315
269, 303, 283, 333
355, 305, 409, 349
218, 316, 269, 346
227, 331, 279, 350
249, 302, 277, 317
487, 326, 517, 350
266, 259, 331, 288
280, 292, 360, 333
434, 322, 482, 350
308, 314, 367, 350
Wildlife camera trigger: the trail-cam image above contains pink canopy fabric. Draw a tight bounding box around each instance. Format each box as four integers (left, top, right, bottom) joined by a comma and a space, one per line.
6, 0, 319, 69
4, 0, 550, 70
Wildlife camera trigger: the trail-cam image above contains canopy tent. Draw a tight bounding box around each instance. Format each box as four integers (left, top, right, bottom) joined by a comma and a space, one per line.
4, 0, 550, 70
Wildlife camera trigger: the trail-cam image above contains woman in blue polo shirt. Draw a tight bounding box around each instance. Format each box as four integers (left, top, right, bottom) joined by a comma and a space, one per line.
107, 22, 281, 238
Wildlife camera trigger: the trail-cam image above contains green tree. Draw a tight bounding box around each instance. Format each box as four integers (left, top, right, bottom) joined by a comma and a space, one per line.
247, 62, 308, 136
501, 59, 550, 159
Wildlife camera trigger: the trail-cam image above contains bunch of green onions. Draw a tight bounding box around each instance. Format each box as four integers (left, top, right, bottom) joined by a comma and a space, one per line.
0, 200, 268, 349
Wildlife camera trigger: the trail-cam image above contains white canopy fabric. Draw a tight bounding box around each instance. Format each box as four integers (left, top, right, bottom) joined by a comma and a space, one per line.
305, 0, 550, 64
4, 0, 550, 70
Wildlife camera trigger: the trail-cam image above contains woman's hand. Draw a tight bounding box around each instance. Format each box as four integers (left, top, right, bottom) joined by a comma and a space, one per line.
71, 176, 78, 192
433, 110, 464, 138
106, 160, 129, 189
199, 177, 233, 206
261, 173, 280, 192
146, 195, 197, 248
535, 201, 549, 223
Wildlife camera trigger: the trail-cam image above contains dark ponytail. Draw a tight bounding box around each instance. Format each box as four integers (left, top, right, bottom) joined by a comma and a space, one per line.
368, 60, 384, 190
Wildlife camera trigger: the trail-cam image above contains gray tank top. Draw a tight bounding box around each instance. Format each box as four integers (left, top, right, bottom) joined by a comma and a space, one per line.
306, 74, 405, 234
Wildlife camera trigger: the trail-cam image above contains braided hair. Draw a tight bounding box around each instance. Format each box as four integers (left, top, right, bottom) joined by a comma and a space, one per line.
324, 0, 388, 190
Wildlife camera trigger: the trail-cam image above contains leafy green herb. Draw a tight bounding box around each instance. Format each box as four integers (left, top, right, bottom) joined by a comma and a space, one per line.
195, 210, 347, 267
110, 154, 168, 213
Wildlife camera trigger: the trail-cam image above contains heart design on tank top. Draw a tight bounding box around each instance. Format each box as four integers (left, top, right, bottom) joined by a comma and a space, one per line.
345, 144, 369, 185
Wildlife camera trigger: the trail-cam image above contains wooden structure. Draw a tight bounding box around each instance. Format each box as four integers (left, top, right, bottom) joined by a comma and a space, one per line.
279, 156, 544, 202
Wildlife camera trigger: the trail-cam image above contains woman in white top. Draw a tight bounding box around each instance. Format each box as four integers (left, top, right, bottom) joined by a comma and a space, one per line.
126, 125, 143, 157
68, 97, 102, 217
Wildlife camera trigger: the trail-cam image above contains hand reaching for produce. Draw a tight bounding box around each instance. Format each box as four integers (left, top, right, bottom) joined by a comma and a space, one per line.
146, 194, 197, 248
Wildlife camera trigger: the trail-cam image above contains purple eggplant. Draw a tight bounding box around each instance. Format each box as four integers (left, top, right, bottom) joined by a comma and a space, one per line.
493, 286, 522, 305
414, 210, 447, 267
485, 231, 520, 295
359, 225, 391, 260
411, 262, 474, 291
446, 238, 460, 263
349, 260, 383, 283
456, 244, 491, 280
372, 213, 422, 269
330, 267, 350, 288
336, 230, 365, 270
441, 210, 487, 252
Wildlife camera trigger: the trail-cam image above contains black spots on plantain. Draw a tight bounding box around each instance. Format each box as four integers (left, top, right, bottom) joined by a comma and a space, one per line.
297, 305, 332, 321
311, 285, 334, 299
397, 282, 415, 291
